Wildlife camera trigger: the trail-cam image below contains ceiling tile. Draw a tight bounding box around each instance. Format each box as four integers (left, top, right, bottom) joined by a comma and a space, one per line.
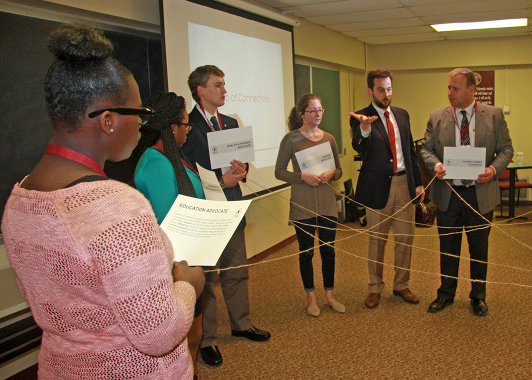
328, 17, 426, 32
252, 0, 532, 44
410, 0, 528, 17
255, 0, 338, 7
400, 0, 516, 6
307, 7, 415, 25
348, 25, 436, 38
281, 0, 403, 18
357, 33, 444, 44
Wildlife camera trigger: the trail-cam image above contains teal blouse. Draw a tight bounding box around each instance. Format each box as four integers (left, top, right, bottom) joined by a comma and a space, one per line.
135, 148, 205, 224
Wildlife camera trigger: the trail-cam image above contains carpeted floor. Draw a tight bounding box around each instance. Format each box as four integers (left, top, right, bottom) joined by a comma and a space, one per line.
8, 209, 532, 380
195, 212, 532, 380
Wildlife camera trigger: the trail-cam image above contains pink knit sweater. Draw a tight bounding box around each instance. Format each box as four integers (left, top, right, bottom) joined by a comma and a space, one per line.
2, 179, 196, 380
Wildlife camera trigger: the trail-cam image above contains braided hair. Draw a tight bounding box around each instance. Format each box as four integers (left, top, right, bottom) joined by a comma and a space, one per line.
133, 92, 197, 197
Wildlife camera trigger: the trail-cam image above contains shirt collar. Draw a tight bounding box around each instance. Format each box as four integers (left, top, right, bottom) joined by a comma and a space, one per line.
455, 100, 476, 116
196, 103, 218, 119
372, 102, 390, 119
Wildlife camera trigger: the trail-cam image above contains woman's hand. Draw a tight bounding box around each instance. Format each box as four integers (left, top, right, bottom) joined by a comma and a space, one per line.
301, 172, 321, 187
173, 261, 205, 299
319, 170, 335, 184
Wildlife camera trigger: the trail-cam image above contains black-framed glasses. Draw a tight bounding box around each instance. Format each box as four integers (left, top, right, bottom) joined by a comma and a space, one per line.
177, 122, 193, 132
304, 109, 325, 115
88, 107, 154, 125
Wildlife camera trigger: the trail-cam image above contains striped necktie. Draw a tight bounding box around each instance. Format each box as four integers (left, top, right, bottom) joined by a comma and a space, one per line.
460, 110, 470, 146
460, 110, 472, 186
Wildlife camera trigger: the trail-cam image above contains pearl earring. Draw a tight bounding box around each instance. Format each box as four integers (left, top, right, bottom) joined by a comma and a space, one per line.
110, 128, 114, 133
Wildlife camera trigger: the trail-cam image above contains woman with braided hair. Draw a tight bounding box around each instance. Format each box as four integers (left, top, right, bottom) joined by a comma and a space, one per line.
134, 92, 204, 222
133, 92, 204, 378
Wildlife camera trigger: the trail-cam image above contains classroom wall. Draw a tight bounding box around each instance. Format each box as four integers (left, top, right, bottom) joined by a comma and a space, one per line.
369, 37, 532, 163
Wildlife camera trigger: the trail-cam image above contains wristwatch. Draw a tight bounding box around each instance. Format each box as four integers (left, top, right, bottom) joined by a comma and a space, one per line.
219, 176, 226, 189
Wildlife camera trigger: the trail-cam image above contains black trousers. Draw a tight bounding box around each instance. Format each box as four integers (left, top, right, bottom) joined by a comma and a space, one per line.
293, 216, 338, 292
436, 186, 493, 300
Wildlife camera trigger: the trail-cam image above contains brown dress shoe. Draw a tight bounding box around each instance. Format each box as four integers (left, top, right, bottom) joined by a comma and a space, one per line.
393, 288, 420, 304
365, 293, 380, 309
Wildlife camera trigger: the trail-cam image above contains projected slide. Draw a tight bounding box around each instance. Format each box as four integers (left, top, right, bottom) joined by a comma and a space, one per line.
189, 23, 285, 169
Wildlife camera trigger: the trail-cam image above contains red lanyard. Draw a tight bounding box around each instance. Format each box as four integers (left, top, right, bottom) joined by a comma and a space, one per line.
153, 140, 199, 176
199, 104, 223, 132
452, 100, 477, 133
44, 145, 106, 177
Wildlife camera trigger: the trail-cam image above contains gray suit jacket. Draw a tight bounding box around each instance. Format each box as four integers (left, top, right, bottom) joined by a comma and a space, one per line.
420, 102, 513, 215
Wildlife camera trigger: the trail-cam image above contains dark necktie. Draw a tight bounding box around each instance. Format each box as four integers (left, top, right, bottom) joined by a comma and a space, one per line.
460, 110, 470, 146
210, 116, 220, 131
384, 111, 397, 172
460, 110, 472, 186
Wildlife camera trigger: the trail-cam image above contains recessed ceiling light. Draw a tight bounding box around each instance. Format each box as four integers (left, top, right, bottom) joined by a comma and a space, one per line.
431, 18, 528, 32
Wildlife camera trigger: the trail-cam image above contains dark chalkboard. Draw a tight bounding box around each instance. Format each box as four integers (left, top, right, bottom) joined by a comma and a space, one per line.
0, 11, 164, 226
293, 63, 342, 152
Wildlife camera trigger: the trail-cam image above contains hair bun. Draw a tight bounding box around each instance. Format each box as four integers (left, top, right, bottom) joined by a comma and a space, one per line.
47, 22, 113, 64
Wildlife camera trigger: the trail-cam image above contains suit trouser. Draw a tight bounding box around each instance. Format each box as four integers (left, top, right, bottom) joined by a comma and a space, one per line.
366, 175, 415, 294
201, 227, 251, 347
436, 186, 492, 300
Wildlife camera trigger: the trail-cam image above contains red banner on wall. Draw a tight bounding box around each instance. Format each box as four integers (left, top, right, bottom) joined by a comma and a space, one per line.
474, 71, 494, 106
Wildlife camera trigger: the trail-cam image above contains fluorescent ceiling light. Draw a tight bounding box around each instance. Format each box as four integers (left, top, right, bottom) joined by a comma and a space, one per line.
431, 18, 528, 32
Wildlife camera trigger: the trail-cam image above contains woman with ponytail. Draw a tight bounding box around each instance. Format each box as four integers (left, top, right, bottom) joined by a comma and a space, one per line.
133, 92, 204, 378
275, 93, 344, 317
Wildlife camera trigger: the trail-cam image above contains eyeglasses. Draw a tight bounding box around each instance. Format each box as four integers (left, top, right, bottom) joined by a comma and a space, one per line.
177, 122, 193, 132
88, 107, 154, 125
305, 109, 325, 115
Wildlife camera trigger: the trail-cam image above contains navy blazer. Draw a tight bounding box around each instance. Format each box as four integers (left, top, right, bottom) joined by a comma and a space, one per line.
350, 103, 422, 210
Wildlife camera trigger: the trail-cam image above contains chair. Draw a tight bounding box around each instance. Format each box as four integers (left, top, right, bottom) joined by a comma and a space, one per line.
498, 168, 532, 215
344, 179, 367, 226
343, 179, 356, 223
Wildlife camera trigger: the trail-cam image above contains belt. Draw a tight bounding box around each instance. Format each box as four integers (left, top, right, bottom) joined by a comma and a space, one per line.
452, 185, 475, 190
392, 170, 406, 176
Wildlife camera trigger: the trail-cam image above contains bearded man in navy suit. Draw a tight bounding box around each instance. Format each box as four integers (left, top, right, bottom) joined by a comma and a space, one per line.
350, 69, 424, 309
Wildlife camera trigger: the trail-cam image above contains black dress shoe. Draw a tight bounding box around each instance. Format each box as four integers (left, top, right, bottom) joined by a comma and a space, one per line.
199, 345, 222, 367
427, 296, 454, 313
231, 326, 271, 342
471, 299, 488, 316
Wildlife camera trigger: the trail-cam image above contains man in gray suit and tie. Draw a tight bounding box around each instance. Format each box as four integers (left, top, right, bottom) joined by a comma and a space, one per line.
420, 68, 513, 316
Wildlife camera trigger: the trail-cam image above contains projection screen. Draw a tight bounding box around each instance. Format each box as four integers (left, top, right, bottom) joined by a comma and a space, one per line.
160, 0, 295, 197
